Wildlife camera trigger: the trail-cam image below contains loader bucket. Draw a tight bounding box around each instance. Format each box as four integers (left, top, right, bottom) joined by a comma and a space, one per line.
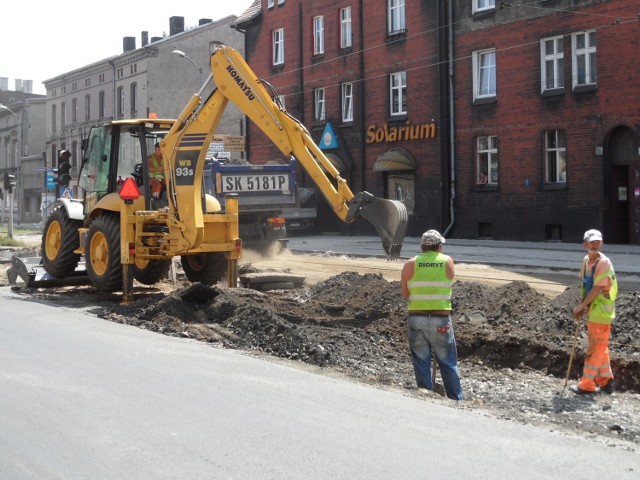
358, 198, 408, 259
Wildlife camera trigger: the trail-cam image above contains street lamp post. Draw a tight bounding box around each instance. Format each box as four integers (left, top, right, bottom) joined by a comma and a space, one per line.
171, 49, 204, 86
0, 104, 18, 239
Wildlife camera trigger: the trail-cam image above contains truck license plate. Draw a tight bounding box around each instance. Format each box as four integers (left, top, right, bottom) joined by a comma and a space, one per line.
221, 174, 290, 193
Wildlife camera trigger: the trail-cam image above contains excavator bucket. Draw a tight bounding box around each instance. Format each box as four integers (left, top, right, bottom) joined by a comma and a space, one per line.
358, 198, 408, 259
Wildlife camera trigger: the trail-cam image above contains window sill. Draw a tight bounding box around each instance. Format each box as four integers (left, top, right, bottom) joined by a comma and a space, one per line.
541, 88, 564, 98
472, 8, 496, 19
476, 183, 498, 190
385, 30, 406, 44
271, 65, 285, 75
311, 54, 324, 64
387, 114, 408, 122
572, 84, 597, 94
473, 96, 497, 106
339, 47, 353, 56
543, 182, 567, 191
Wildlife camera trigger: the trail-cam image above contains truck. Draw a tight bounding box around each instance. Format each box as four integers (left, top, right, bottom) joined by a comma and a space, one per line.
203, 158, 305, 253
14, 46, 407, 300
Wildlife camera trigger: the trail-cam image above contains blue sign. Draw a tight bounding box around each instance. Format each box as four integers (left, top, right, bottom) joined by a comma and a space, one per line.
46, 171, 54, 189
319, 123, 339, 150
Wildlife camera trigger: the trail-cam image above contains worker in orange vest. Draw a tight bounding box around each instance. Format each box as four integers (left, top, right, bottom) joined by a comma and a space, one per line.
571, 229, 618, 395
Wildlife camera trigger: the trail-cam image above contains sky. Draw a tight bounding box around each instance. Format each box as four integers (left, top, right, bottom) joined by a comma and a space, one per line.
1, 0, 256, 95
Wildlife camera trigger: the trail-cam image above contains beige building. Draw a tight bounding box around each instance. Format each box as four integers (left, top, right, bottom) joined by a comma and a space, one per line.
43, 14, 245, 202
0, 92, 47, 223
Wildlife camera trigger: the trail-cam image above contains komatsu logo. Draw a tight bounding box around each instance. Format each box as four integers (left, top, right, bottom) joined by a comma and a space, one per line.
226, 65, 256, 101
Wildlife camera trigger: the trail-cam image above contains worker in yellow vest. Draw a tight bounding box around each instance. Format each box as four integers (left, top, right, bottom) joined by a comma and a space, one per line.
571, 229, 617, 394
401, 229, 463, 400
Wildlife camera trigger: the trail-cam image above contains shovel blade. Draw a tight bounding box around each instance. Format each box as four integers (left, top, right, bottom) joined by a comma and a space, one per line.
359, 198, 408, 259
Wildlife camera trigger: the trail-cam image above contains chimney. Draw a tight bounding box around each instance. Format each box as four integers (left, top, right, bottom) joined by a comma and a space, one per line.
123, 36, 136, 52
24, 80, 33, 93
151, 36, 162, 43
199, 18, 212, 26
169, 16, 184, 36
141, 31, 149, 47
15, 79, 23, 91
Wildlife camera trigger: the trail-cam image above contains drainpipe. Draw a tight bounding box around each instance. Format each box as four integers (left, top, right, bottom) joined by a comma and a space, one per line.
443, 0, 456, 237
358, 0, 366, 192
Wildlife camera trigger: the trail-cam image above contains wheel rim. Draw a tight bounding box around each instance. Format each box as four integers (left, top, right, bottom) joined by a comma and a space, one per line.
44, 220, 62, 260
134, 257, 149, 269
89, 231, 110, 276
186, 254, 206, 272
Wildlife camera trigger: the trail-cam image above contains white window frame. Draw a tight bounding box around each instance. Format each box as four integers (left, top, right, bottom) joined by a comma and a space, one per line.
340, 7, 352, 49
267, 0, 274, 8
572, 30, 597, 88
313, 16, 324, 55
540, 36, 564, 92
473, 0, 495, 14
341, 82, 353, 122
84, 94, 91, 121
130, 83, 138, 112
278, 0, 284, 4
314, 88, 325, 121
388, 0, 405, 35
117, 87, 124, 116
272, 28, 284, 66
98, 90, 105, 118
390, 71, 407, 116
545, 130, 566, 184
472, 48, 496, 100
477, 136, 498, 185
72, 98, 78, 123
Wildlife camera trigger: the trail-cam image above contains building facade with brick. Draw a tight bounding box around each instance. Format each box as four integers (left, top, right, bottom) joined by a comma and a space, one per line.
234, 0, 449, 236
452, 0, 640, 244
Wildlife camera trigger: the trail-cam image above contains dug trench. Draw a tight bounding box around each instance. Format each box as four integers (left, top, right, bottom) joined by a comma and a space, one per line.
7, 261, 640, 446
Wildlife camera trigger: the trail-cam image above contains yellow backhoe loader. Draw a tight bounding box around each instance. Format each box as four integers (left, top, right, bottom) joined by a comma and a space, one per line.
17, 46, 407, 300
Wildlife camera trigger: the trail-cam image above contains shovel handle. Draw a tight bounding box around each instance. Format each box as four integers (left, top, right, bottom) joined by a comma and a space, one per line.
564, 314, 583, 387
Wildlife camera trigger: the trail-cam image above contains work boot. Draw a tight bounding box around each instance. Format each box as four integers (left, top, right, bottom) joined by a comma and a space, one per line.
570, 385, 596, 395
601, 379, 615, 395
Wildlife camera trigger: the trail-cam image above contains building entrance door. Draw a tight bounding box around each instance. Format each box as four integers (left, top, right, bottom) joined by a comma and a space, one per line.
611, 165, 629, 244
606, 126, 638, 244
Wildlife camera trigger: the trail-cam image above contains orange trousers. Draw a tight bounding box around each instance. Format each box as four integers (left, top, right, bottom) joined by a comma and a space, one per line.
578, 321, 613, 392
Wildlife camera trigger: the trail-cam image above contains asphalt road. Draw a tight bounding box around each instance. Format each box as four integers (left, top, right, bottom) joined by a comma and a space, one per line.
1, 288, 638, 479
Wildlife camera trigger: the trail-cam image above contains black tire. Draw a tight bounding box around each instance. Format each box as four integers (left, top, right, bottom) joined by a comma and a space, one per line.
85, 215, 122, 292
41, 208, 82, 278
133, 258, 172, 285
180, 252, 227, 285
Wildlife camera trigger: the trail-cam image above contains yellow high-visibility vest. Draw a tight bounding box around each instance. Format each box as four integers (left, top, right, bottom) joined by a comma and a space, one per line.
407, 251, 452, 311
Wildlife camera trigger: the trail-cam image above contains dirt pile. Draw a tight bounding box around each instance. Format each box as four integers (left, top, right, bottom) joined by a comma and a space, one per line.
98, 273, 640, 393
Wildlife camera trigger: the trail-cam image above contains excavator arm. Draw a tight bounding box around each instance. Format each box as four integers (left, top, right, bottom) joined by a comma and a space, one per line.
162, 46, 407, 258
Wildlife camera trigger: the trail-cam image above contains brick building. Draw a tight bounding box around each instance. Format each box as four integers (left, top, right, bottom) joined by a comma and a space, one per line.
236, 0, 640, 245
452, 0, 640, 244
234, 0, 448, 236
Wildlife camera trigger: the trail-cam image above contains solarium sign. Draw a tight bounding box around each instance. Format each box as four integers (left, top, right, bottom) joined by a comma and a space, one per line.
366, 121, 437, 144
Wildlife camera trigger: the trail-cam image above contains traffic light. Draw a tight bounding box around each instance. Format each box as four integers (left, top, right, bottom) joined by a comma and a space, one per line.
57, 161, 72, 187
3, 172, 16, 193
